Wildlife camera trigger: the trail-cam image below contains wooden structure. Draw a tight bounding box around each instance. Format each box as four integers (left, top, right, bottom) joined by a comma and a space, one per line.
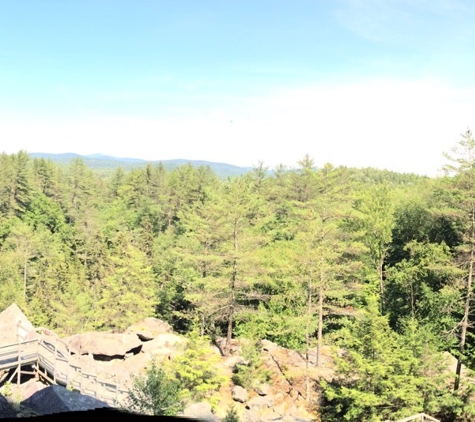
0, 325, 129, 407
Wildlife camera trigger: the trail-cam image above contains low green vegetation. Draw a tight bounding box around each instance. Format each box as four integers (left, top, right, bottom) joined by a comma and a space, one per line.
231, 340, 272, 390
169, 331, 228, 408
126, 361, 183, 416
222, 404, 241, 422
4, 131, 475, 419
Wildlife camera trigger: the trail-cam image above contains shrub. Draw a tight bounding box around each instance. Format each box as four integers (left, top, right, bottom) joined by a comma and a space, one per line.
126, 360, 183, 416
232, 340, 272, 390
222, 404, 240, 422
169, 330, 228, 407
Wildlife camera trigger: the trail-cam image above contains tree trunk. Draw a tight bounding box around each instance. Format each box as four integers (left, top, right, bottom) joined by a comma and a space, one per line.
225, 224, 238, 357
305, 271, 312, 402
23, 254, 27, 302
316, 268, 324, 367
454, 248, 474, 391
378, 258, 384, 314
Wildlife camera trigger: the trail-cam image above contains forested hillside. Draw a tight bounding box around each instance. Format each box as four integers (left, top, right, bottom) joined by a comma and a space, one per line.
29, 153, 253, 178
2, 133, 475, 420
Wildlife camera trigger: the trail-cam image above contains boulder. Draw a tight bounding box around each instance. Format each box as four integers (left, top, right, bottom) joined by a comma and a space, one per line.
0, 393, 16, 419
125, 317, 172, 341
62, 332, 142, 358
242, 408, 278, 422
10, 379, 47, 402
215, 337, 242, 355
21, 385, 109, 415
140, 333, 184, 355
231, 385, 248, 403
223, 355, 248, 369
255, 383, 272, 396
245, 395, 275, 410
182, 401, 217, 421
0, 303, 37, 344
261, 340, 278, 353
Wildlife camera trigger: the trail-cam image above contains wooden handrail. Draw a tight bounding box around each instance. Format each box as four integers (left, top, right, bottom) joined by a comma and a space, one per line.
0, 332, 129, 406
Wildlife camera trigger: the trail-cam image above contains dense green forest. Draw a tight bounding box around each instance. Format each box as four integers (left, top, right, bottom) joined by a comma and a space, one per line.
3, 132, 475, 420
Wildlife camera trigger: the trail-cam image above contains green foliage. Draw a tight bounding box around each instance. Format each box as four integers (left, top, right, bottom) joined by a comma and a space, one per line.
320, 297, 459, 421
0, 381, 12, 397
169, 331, 228, 406
222, 404, 240, 422
126, 360, 183, 416
345, 184, 395, 310
96, 236, 156, 331
2, 149, 475, 419
385, 240, 461, 339
232, 340, 272, 390
234, 239, 309, 350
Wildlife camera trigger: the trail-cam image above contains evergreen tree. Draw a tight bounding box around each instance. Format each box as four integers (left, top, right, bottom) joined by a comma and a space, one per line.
175, 177, 267, 353
441, 129, 475, 390
345, 184, 395, 312
321, 297, 456, 421
96, 236, 156, 331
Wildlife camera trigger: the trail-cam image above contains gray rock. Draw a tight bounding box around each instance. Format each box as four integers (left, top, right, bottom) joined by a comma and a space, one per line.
0, 393, 16, 419
182, 401, 217, 421
223, 355, 248, 370
231, 385, 248, 403
242, 409, 261, 422
0, 303, 37, 343
140, 333, 185, 355
261, 340, 278, 353
125, 317, 172, 340
245, 394, 275, 410
11, 379, 47, 402
21, 385, 110, 415
255, 383, 272, 396
63, 332, 142, 358
242, 408, 279, 422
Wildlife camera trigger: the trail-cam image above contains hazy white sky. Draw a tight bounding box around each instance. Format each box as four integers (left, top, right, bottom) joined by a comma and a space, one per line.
2, 1, 475, 175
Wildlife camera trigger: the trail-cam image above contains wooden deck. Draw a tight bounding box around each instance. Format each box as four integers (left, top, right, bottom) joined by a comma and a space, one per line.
0, 327, 129, 407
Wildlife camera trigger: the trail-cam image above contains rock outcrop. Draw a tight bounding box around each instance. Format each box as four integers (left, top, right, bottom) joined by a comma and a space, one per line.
125, 317, 172, 340
21, 385, 110, 415
182, 401, 217, 422
0, 304, 324, 421
63, 332, 143, 359
231, 385, 248, 403
0, 303, 37, 343
0, 393, 16, 419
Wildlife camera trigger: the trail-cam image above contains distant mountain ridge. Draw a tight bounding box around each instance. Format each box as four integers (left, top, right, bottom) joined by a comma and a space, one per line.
29, 152, 254, 178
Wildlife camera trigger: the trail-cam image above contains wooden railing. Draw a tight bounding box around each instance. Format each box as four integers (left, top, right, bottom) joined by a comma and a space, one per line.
0, 326, 129, 407
0, 338, 38, 375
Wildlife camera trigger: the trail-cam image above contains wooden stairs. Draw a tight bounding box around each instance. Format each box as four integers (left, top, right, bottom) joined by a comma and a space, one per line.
0, 326, 129, 407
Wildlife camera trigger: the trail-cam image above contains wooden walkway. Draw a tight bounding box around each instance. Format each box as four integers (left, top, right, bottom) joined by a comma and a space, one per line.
0, 326, 129, 407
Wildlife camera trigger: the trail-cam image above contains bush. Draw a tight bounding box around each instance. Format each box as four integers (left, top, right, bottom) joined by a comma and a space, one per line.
232, 340, 272, 390
126, 360, 183, 416
222, 404, 240, 422
169, 330, 228, 408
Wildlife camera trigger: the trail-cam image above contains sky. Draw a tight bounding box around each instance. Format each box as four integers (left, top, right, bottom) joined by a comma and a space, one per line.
1, 0, 475, 176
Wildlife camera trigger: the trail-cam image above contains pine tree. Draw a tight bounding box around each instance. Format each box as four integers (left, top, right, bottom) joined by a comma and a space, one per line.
175, 177, 266, 354
441, 129, 475, 390
345, 184, 395, 313
320, 297, 454, 421
96, 236, 156, 331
